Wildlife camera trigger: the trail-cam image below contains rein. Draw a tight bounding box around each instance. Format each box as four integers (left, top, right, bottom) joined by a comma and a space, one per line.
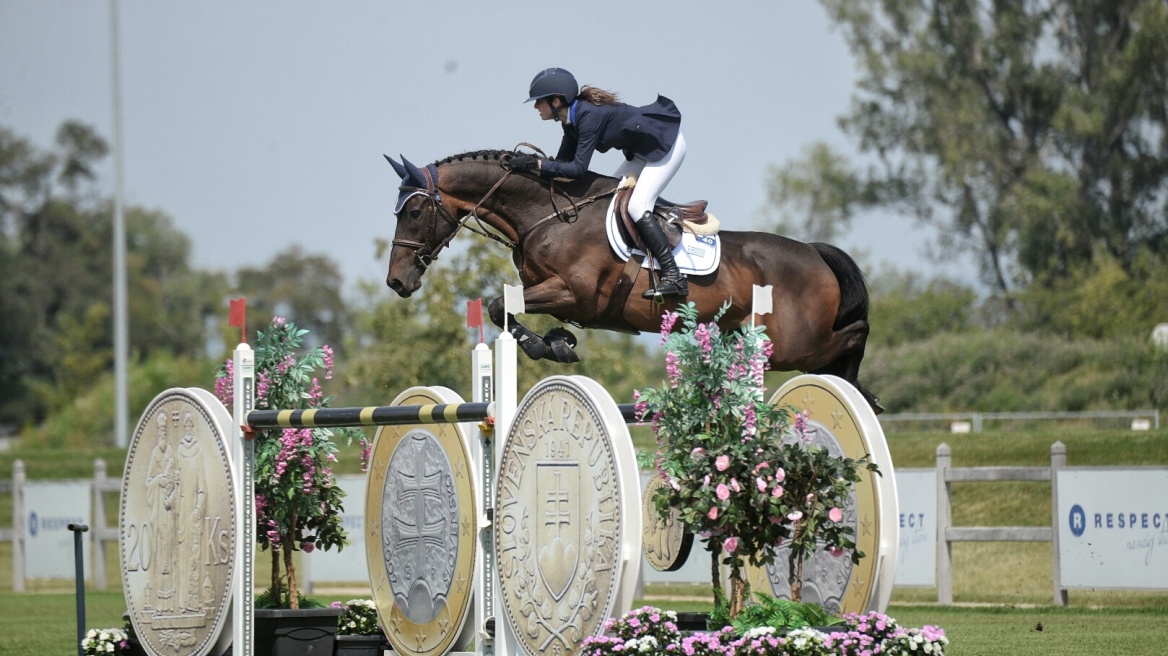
392, 150, 619, 269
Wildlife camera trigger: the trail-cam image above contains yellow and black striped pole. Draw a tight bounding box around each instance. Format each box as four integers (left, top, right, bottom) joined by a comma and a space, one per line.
246, 402, 492, 430
246, 401, 638, 430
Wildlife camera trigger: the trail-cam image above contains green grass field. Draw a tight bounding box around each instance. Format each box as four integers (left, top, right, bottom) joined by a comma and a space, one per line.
2, 427, 1165, 654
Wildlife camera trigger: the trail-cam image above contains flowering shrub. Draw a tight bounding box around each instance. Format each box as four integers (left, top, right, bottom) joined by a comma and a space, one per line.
82, 628, 127, 655
635, 302, 878, 613
832, 612, 948, 655
332, 598, 381, 636
578, 607, 947, 656
215, 317, 366, 608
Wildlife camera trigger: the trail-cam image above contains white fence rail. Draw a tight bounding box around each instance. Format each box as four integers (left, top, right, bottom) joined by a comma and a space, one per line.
880, 409, 1160, 432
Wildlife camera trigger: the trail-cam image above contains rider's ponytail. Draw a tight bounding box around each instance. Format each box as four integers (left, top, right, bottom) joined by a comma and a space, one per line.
577, 86, 620, 105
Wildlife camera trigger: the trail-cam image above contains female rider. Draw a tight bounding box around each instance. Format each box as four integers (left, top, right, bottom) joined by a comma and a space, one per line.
506, 67, 688, 299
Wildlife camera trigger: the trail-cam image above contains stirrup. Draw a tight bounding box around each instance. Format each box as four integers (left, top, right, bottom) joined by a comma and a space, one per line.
642, 277, 689, 301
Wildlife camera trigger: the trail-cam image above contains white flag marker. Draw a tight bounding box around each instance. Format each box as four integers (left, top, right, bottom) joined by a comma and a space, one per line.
751, 284, 773, 328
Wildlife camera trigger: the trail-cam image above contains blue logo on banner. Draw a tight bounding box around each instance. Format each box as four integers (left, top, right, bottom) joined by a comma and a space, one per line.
1069, 504, 1086, 537
29, 511, 38, 538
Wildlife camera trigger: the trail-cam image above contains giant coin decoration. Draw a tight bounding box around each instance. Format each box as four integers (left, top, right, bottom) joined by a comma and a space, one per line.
747, 375, 898, 615
366, 386, 477, 656
495, 376, 639, 656
121, 388, 236, 656
642, 475, 693, 572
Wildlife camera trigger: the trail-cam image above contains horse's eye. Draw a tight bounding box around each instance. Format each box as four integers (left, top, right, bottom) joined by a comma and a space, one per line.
408, 209, 422, 220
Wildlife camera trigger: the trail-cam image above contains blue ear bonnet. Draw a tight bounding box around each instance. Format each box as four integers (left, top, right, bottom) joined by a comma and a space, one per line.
394, 163, 441, 214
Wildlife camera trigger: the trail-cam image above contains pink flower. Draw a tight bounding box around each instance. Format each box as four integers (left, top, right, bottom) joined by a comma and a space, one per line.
665, 351, 681, 386
787, 510, 803, 521
771, 485, 784, 497
691, 447, 706, 461
754, 462, 769, 472
730, 478, 740, 493
660, 311, 679, 343
756, 477, 768, 491
322, 343, 336, 378
829, 507, 843, 522
703, 474, 711, 486
715, 455, 730, 471
774, 468, 786, 483
707, 506, 719, 520
723, 537, 739, 553
716, 484, 730, 500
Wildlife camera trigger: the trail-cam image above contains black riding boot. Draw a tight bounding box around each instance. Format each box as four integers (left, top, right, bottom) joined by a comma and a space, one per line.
636, 212, 688, 299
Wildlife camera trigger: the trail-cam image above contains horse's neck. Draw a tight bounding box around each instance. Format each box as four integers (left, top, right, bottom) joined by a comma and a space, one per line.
448, 168, 616, 239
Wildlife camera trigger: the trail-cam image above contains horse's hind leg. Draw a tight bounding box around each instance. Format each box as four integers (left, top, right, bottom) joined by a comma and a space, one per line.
809, 319, 885, 415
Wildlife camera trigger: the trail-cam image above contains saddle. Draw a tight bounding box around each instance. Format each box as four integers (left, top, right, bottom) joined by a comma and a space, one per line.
614, 179, 720, 250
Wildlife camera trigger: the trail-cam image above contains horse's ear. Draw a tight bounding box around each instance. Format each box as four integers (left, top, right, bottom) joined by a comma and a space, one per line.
384, 154, 408, 180
401, 156, 426, 187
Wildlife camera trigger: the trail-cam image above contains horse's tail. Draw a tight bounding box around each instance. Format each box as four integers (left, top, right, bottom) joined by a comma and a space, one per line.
811, 242, 868, 329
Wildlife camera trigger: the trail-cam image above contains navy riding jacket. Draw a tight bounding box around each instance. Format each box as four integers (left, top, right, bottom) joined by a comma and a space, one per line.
539, 95, 682, 179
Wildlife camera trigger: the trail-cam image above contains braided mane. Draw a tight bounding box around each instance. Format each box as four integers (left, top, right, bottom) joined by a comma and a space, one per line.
435, 149, 519, 166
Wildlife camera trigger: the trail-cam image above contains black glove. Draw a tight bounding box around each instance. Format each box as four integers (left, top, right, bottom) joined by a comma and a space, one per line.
505, 154, 539, 172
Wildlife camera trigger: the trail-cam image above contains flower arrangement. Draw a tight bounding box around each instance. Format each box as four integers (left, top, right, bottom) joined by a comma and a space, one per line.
81, 627, 128, 655
214, 317, 366, 609
634, 302, 879, 615
579, 607, 948, 656
332, 598, 381, 636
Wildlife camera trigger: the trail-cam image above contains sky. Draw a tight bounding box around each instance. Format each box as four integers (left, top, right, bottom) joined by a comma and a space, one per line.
0, 1, 977, 296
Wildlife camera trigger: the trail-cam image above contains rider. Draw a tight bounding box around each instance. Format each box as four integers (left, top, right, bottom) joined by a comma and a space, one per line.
505, 67, 688, 299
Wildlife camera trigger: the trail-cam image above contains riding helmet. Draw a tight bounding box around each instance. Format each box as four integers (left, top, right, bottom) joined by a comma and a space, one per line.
525, 68, 578, 103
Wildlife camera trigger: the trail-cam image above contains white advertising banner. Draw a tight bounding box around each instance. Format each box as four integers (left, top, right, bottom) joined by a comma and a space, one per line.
893, 469, 936, 587
1058, 468, 1168, 590
24, 481, 92, 579
305, 474, 368, 583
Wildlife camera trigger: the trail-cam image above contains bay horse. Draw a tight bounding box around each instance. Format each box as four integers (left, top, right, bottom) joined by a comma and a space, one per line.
383, 150, 881, 413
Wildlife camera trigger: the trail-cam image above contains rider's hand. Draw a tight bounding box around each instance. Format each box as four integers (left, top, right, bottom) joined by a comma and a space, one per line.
505, 154, 539, 172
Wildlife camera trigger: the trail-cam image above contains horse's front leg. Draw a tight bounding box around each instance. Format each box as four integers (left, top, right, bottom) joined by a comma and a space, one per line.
487, 277, 580, 363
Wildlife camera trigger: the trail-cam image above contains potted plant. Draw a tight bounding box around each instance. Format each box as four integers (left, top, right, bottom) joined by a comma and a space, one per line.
82, 627, 129, 656
214, 317, 367, 655
331, 599, 385, 656
634, 302, 879, 618
580, 605, 949, 655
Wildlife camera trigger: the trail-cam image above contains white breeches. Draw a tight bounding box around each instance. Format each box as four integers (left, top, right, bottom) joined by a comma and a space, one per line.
611, 132, 686, 220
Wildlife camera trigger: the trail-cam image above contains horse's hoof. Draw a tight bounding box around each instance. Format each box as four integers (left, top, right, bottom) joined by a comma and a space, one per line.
544, 327, 578, 348
547, 338, 581, 363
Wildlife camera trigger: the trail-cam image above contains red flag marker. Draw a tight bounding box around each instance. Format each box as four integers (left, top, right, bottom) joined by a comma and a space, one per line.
228, 297, 247, 344
466, 298, 484, 343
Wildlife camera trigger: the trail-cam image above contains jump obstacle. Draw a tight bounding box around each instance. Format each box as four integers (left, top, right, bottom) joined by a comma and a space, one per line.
120, 286, 896, 656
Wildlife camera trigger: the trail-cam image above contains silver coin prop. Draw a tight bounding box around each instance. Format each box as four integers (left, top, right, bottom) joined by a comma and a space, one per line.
748, 374, 898, 615
641, 475, 694, 572
495, 375, 640, 656
121, 388, 236, 656
366, 386, 477, 656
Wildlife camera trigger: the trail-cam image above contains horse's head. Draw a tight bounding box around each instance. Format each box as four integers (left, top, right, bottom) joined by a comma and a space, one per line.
383, 154, 462, 297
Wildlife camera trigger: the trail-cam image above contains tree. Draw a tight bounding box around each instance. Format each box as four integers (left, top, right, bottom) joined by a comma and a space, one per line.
770, 0, 1168, 326
235, 246, 349, 351
0, 122, 227, 431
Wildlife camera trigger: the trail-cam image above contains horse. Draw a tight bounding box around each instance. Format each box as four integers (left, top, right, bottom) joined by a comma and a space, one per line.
383, 149, 882, 413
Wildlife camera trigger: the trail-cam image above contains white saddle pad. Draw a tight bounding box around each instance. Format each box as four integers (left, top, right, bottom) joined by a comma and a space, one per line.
604, 194, 721, 275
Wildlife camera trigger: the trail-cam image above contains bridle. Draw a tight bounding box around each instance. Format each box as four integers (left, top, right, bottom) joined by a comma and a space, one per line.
391, 161, 516, 272
391, 150, 617, 271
